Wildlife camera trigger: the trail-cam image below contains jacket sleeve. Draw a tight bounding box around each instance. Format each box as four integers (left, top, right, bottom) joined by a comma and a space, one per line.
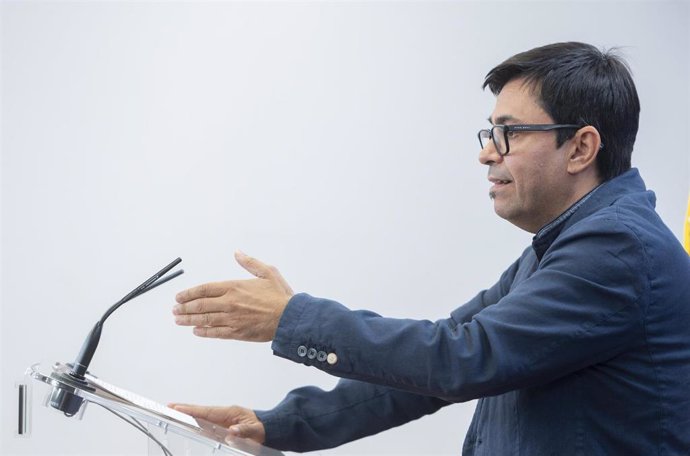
254, 255, 523, 452
450, 250, 524, 323
255, 379, 450, 452
270, 217, 647, 402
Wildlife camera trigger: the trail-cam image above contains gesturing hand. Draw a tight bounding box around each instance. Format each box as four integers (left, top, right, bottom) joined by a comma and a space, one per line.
168, 403, 266, 444
173, 251, 294, 342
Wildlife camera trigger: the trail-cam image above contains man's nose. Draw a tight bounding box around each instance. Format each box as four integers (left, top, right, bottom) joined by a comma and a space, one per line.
479, 141, 502, 165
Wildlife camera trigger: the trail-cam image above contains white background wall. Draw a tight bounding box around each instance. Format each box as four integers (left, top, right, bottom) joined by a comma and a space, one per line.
1, 1, 688, 455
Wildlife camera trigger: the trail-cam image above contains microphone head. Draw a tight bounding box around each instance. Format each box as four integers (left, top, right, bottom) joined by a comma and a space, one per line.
48, 385, 84, 417
48, 370, 90, 417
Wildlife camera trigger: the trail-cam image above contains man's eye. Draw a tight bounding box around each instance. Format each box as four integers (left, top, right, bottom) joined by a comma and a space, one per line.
506, 131, 518, 138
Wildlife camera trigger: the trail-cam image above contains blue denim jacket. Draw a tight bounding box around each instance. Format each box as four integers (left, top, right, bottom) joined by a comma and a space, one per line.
256, 169, 690, 455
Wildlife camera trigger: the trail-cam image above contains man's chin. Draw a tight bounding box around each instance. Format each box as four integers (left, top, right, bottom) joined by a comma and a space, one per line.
492, 200, 512, 221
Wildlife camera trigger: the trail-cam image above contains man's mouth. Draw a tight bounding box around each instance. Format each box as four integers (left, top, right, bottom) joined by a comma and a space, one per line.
489, 177, 513, 187
488, 177, 512, 199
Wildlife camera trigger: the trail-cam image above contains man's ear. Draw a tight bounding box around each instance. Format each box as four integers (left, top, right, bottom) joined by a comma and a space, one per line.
567, 126, 601, 176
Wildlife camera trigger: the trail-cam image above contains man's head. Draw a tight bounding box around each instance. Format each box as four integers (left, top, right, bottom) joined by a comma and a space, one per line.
479, 42, 640, 233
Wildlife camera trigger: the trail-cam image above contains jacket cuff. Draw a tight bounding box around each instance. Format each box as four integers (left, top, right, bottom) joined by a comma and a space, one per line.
254, 408, 287, 450
271, 293, 351, 374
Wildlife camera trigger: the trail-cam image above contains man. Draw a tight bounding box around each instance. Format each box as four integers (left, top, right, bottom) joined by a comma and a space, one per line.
170, 42, 690, 454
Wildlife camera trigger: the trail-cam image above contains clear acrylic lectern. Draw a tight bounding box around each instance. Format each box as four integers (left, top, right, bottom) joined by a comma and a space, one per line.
23, 361, 284, 456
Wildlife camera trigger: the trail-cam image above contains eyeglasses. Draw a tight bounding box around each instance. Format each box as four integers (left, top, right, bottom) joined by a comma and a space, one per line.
478, 124, 582, 156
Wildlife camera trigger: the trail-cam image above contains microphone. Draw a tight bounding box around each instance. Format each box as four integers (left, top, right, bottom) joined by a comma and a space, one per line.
49, 258, 184, 416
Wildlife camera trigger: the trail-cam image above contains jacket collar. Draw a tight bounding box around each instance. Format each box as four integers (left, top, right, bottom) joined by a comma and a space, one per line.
531, 168, 648, 260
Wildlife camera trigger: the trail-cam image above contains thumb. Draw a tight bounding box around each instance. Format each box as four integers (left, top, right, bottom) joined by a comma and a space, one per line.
234, 251, 270, 279
226, 423, 265, 443
235, 250, 294, 295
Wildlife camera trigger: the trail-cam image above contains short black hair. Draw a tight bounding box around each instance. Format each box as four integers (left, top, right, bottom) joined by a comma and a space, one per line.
483, 42, 640, 181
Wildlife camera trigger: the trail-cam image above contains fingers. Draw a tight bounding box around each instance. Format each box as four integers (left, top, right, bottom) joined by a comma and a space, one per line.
176, 282, 226, 304
173, 296, 231, 315
192, 326, 235, 339
174, 311, 229, 327
169, 404, 232, 425
168, 404, 265, 444
168, 403, 207, 418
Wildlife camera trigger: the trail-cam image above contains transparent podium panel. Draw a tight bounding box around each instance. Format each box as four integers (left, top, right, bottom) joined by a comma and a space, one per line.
26, 362, 284, 456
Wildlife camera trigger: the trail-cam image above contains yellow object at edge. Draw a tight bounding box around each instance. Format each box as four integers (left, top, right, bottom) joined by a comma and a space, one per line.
684, 193, 690, 254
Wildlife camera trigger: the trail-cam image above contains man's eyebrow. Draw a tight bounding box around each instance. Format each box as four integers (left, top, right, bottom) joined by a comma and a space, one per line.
488, 115, 519, 125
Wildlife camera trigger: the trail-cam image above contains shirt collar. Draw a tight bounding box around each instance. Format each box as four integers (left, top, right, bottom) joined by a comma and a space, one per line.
531, 168, 648, 260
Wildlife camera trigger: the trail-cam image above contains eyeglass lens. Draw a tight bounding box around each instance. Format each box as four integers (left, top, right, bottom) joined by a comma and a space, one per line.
479, 126, 506, 155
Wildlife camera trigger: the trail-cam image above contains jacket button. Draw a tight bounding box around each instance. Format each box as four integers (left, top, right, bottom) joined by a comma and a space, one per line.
297, 345, 307, 357
307, 348, 317, 359
327, 353, 338, 365
317, 351, 327, 362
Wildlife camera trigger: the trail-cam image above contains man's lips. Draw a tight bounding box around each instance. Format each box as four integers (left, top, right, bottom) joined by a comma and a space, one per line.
489, 176, 513, 187
488, 176, 513, 198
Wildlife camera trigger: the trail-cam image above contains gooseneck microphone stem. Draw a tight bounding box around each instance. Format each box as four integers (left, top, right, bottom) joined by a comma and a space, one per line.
49, 257, 183, 417
69, 257, 183, 379
71, 322, 104, 379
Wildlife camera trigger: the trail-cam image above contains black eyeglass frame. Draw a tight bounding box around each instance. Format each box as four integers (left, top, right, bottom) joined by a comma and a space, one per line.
478, 124, 583, 156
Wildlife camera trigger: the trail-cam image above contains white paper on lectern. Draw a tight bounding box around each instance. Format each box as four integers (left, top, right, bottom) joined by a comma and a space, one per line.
85, 373, 200, 428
